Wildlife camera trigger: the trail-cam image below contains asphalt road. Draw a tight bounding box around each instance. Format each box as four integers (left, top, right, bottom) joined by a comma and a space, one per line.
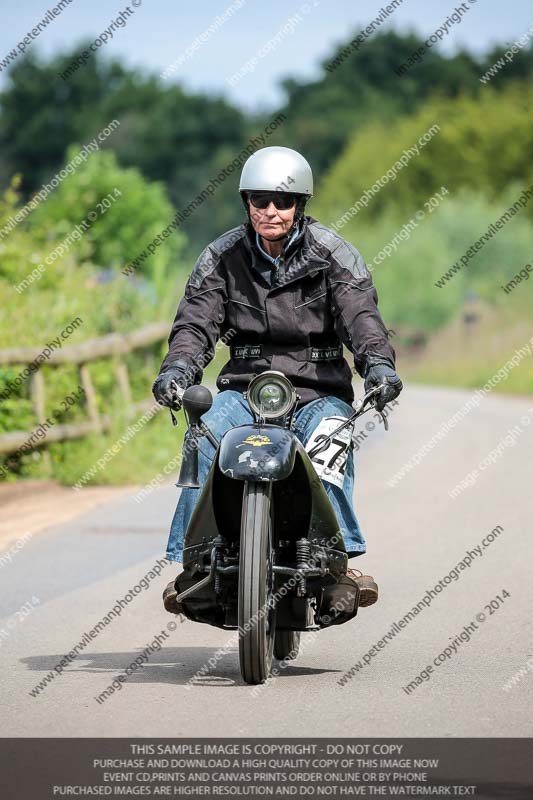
2, 384, 532, 737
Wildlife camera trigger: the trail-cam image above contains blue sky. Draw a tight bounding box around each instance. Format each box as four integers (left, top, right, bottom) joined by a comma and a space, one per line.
1, 0, 531, 109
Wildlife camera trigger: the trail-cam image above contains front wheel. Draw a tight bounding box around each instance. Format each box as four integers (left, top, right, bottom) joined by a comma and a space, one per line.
238, 482, 276, 684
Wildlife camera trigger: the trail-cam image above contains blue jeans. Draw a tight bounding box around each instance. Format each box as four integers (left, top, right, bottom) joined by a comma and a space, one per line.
166, 390, 366, 563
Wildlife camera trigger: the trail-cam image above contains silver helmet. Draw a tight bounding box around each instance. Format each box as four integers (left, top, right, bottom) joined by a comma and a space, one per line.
239, 146, 313, 196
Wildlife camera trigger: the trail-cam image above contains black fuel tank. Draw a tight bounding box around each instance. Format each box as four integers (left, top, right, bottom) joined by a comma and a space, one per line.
218, 424, 297, 482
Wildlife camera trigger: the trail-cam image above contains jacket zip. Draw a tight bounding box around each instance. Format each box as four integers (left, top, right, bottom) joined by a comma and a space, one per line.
270, 260, 330, 292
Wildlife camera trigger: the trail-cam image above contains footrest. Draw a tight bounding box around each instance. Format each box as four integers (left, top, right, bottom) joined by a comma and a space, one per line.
316, 575, 360, 627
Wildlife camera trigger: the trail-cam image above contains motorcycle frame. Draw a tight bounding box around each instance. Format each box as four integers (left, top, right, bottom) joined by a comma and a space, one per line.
174, 383, 385, 630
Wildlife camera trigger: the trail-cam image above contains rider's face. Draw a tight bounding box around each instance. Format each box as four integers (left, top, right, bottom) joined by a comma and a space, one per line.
248, 196, 296, 241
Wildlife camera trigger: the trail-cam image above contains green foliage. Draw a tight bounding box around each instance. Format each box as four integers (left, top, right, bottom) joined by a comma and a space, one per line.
2, 33, 532, 254
0, 145, 185, 296
273, 31, 480, 176
272, 32, 533, 177
349, 188, 533, 331
46, 345, 230, 487
0, 48, 130, 191
113, 83, 248, 251
29, 147, 184, 287
311, 84, 533, 230
0, 47, 249, 253
47, 407, 184, 487
0, 154, 189, 482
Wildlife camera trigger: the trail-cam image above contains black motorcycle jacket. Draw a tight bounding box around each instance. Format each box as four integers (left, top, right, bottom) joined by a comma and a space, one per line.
159, 214, 396, 406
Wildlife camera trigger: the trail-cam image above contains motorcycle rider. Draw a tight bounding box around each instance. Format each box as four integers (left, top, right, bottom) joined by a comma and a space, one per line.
153, 146, 402, 613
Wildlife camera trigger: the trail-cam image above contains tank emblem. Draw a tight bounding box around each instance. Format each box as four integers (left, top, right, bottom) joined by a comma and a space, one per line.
237, 434, 273, 447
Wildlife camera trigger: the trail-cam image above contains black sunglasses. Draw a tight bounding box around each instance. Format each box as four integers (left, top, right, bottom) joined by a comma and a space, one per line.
248, 192, 297, 210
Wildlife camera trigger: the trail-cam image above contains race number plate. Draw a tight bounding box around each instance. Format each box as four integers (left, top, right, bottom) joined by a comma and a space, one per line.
305, 416, 353, 488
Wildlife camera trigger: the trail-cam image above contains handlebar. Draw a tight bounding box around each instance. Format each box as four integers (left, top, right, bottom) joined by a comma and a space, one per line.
306, 384, 388, 460
170, 380, 389, 461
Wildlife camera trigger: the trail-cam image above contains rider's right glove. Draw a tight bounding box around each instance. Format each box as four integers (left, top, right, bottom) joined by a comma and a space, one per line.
363, 352, 403, 412
152, 359, 200, 410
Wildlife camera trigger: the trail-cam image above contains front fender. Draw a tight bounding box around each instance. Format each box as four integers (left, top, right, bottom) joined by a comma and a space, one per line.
218, 424, 296, 481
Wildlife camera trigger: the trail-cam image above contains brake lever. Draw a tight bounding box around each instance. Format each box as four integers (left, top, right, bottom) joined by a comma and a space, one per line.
365, 384, 390, 430
361, 386, 391, 432
357, 384, 384, 410
355, 384, 390, 432
379, 410, 389, 431
167, 379, 186, 426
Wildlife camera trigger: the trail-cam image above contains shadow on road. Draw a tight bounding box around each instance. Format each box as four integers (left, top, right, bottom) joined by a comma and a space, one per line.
22, 647, 340, 691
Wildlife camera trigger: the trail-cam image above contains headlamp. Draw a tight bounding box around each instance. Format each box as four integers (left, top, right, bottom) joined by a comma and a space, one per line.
246, 371, 297, 420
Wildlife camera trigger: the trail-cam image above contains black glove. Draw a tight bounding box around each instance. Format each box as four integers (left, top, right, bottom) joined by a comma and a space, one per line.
152, 359, 199, 410
363, 352, 403, 412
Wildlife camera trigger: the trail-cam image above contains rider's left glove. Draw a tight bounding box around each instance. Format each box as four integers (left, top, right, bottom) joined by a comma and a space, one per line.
152, 359, 200, 410
363, 352, 403, 412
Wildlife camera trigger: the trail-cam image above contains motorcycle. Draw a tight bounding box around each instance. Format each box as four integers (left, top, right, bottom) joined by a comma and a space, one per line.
171, 370, 388, 685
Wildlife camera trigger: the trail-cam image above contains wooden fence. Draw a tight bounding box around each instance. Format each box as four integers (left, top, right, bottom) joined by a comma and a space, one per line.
0, 322, 168, 456
0, 322, 427, 458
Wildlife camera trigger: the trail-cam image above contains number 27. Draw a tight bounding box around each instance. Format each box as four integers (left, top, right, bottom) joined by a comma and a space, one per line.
312, 435, 347, 474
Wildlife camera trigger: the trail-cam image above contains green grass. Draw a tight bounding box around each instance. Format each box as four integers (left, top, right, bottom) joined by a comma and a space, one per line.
400, 305, 533, 395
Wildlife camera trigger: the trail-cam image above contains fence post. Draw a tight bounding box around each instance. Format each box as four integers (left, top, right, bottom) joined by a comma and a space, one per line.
29, 369, 52, 472
115, 361, 133, 406
79, 363, 102, 432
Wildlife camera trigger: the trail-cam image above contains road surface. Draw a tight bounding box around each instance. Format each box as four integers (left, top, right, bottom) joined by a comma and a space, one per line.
1, 385, 532, 737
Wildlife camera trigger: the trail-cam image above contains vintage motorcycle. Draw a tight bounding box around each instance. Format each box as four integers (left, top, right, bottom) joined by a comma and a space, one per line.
171, 370, 387, 685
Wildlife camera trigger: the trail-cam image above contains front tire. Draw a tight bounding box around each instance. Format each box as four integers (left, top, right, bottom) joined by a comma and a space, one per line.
238, 482, 275, 684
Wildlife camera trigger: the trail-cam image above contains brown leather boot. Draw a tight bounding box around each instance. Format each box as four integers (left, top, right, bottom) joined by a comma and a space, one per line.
346, 568, 378, 607
163, 579, 180, 614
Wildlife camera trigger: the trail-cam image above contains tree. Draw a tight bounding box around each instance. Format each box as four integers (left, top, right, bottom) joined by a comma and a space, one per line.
0, 46, 248, 253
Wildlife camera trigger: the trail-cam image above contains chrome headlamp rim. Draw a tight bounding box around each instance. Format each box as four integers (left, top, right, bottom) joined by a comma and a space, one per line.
246, 371, 297, 420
